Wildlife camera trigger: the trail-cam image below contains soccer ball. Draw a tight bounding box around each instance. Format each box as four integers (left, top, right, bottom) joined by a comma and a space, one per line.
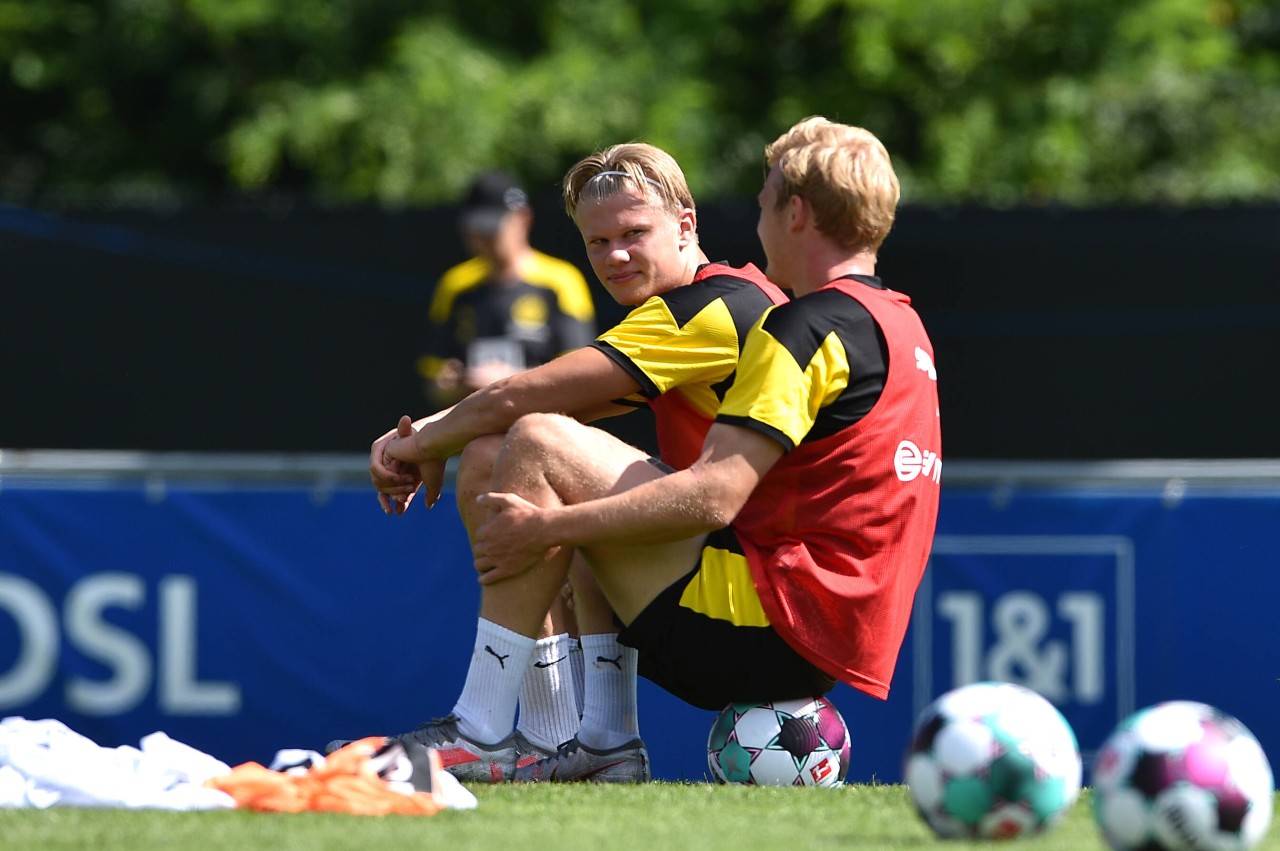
706, 696, 850, 787
904, 681, 1082, 839
1092, 701, 1274, 850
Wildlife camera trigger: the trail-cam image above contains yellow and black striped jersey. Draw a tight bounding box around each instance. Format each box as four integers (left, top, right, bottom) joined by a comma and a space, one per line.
725, 275, 941, 700
591, 263, 788, 469
718, 275, 889, 451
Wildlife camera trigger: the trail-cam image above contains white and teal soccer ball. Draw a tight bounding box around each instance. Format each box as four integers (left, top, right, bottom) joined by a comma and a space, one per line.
904, 681, 1082, 839
1092, 701, 1274, 851
706, 697, 850, 787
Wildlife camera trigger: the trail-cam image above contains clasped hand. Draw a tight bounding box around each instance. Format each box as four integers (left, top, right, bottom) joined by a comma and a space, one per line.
369, 415, 446, 515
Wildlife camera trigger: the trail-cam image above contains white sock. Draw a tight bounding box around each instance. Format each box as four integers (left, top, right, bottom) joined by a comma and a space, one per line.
452, 618, 536, 746
576, 633, 640, 750
516, 633, 581, 751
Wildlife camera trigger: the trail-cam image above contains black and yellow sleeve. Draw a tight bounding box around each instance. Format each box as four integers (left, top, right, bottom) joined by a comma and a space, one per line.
718, 313, 849, 451
593, 294, 740, 401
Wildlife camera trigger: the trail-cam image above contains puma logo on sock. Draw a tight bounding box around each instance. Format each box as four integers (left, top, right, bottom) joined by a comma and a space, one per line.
596, 654, 623, 670
485, 645, 510, 668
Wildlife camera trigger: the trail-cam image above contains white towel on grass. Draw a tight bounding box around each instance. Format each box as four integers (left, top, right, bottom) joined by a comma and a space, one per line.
0, 716, 235, 810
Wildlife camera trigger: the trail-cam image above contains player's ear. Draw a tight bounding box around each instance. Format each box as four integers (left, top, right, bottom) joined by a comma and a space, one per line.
676, 207, 697, 249
787, 193, 808, 233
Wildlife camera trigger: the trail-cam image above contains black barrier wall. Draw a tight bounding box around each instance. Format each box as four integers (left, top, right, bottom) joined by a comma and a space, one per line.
2, 200, 1277, 458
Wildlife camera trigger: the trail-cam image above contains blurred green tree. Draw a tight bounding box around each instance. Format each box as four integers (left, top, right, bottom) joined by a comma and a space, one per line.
2, 0, 1277, 205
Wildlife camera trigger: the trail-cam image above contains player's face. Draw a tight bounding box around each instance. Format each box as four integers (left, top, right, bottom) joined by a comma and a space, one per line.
576, 186, 694, 306
756, 165, 795, 289
464, 210, 530, 268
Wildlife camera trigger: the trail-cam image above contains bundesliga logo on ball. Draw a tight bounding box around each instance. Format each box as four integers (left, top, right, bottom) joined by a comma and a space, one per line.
707, 697, 850, 787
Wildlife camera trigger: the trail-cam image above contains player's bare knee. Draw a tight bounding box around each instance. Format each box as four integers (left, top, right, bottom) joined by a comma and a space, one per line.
458, 434, 502, 485
505, 412, 577, 458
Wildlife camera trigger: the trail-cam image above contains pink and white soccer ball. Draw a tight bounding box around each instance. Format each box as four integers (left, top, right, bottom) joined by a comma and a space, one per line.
706, 696, 850, 787
1093, 701, 1274, 851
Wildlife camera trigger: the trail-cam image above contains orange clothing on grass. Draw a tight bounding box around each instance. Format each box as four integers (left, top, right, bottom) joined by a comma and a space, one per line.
205, 737, 444, 816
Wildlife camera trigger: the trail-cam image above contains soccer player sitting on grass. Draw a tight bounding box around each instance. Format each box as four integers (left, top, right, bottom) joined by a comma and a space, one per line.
342, 144, 788, 783
454, 117, 942, 783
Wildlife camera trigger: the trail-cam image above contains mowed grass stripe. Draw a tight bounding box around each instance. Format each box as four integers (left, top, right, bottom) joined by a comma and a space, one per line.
2, 785, 1278, 850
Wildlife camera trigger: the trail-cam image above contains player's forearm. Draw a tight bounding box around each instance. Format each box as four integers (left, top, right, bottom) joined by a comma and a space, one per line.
547, 469, 739, 549
546, 433, 773, 548
416, 348, 639, 461
414, 376, 538, 460
410, 408, 450, 430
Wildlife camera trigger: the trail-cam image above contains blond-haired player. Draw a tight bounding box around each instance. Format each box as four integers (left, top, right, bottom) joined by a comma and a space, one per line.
466, 117, 941, 782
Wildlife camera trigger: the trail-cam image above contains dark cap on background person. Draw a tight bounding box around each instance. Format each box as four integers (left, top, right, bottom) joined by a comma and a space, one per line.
460, 171, 530, 236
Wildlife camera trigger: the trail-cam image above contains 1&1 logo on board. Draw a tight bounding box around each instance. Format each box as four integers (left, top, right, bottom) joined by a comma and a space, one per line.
911, 535, 1136, 772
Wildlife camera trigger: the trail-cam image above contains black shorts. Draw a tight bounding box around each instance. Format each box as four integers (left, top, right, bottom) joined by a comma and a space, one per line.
617, 526, 835, 710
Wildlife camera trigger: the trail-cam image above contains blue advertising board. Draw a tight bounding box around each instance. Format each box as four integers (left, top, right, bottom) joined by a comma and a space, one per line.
0, 456, 1277, 785
913, 534, 1136, 767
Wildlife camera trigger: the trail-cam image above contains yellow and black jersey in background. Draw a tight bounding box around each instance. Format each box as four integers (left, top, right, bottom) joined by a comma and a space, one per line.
416, 251, 595, 381
718, 275, 889, 450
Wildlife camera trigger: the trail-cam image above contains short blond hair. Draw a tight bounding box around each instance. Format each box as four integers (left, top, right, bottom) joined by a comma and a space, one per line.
764, 116, 900, 254
563, 143, 695, 221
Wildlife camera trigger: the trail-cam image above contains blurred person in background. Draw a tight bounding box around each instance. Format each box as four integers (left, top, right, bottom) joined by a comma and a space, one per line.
417, 170, 597, 410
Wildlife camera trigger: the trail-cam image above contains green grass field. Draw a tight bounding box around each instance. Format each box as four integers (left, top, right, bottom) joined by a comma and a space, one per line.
3, 784, 1278, 851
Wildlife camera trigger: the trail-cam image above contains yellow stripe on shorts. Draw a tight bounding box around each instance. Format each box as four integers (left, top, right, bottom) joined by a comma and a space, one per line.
678, 544, 770, 627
